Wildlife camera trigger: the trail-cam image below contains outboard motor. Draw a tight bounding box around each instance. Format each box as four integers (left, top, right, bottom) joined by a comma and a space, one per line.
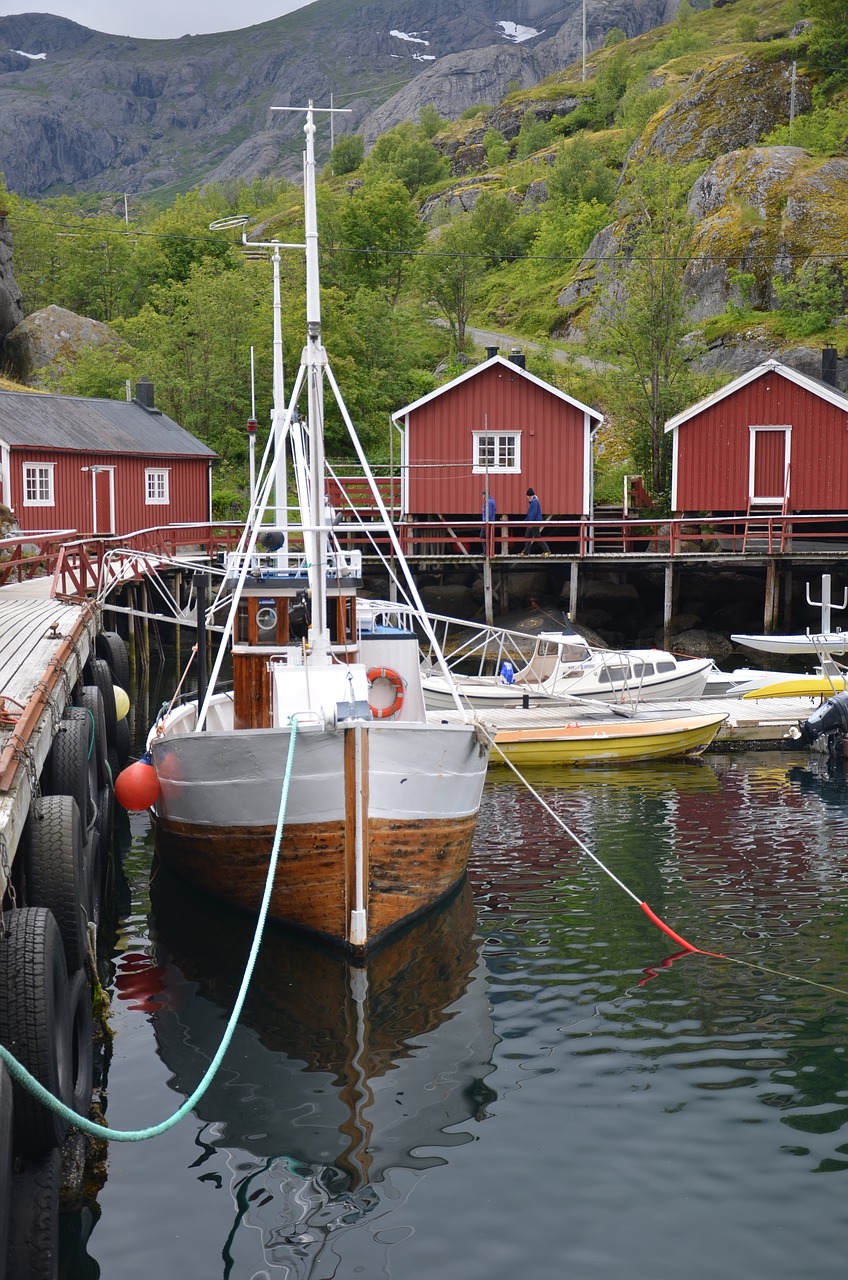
797, 691, 848, 753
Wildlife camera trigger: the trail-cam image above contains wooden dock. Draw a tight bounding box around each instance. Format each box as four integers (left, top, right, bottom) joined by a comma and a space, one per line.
0, 581, 97, 897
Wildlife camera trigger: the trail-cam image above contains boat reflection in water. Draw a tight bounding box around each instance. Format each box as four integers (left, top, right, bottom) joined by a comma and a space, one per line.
144, 867, 496, 1275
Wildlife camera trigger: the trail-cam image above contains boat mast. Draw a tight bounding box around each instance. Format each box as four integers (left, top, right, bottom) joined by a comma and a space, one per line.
302, 102, 331, 660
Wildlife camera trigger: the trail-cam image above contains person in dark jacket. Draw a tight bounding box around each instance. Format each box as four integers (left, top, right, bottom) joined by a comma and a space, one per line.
522, 488, 550, 555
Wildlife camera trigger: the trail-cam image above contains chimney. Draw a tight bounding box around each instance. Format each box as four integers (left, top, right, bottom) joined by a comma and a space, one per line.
135, 375, 155, 409
822, 346, 838, 388
509, 348, 526, 369
486, 346, 499, 360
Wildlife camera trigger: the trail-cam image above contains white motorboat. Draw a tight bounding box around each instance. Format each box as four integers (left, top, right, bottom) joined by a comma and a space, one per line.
418, 625, 714, 709
145, 103, 490, 955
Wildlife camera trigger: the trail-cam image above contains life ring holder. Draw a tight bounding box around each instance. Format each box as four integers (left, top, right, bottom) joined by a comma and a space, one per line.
366, 667, 405, 719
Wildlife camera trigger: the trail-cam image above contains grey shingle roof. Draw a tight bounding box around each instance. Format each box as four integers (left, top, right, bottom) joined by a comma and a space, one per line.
0, 388, 217, 458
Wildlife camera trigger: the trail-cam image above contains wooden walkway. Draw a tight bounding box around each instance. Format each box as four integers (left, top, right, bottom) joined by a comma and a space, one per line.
0, 581, 97, 897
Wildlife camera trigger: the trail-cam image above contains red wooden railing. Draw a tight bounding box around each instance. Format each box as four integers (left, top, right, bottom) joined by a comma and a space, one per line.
4, 511, 848, 602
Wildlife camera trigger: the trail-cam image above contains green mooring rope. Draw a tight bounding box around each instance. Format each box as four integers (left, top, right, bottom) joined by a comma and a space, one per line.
0, 721, 299, 1143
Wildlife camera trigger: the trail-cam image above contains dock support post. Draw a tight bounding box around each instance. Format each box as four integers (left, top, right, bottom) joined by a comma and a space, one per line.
141, 582, 151, 670
128, 585, 137, 683
568, 561, 579, 619
663, 561, 675, 649
764, 560, 779, 633
483, 557, 493, 626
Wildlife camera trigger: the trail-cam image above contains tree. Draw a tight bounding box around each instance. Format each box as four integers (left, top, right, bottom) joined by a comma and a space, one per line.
548, 135, 616, 207
468, 191, 529, 266
418, 103, 446, 139
363, 122, 449, 194
416, 217, 486, 351
588, 166, 698, 502
338, 179, 426, 303
806, 0, 848, 84
327, 134, 365, 176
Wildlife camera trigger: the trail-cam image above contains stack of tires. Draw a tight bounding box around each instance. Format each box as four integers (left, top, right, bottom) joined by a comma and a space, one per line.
0, 627, 129, 1279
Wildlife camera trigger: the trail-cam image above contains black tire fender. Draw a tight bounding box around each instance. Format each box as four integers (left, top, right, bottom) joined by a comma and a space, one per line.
84, 825, 102, 934
114, 713, 131, 769
96, 628, 130, 691
85, 657, 118, 748
43, 716, 92, 846
5, 1146, 61, 1280
24, 795, 88, 973
0, 907, 71, 1155
67, 967, 94, 1119
74, 685, 109, 790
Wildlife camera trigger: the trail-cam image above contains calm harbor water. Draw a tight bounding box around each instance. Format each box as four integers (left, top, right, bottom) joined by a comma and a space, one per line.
66, 673, 848, 1278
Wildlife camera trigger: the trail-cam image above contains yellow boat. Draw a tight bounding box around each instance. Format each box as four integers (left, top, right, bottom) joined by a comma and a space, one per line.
478, 708, 728, 768
742, 675, 848, 700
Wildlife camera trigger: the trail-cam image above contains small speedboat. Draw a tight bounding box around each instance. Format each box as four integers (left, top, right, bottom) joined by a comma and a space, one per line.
422, 630, 713, 709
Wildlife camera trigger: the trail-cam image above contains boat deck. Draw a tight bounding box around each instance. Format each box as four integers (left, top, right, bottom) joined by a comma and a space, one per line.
0, 581, 96, 893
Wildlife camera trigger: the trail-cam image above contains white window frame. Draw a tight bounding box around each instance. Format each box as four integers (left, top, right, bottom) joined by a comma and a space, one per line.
748, 426, 791, 506
145, 467, 170, 505
22, 462, 55, 507
472, 431, 521, 475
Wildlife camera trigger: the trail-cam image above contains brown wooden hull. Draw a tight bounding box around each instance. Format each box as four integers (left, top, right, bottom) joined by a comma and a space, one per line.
152, 810, 478, 953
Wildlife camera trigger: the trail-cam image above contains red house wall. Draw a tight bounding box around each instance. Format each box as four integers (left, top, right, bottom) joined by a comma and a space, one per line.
673, 371, 848, 513
405, 365, 588, 517
11, 449, 211, 534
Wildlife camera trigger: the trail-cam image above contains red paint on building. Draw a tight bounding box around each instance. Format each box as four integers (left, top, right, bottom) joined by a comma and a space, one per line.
392, 354, 602, 521
666, 361, 848, 515
0, 380, 216, 535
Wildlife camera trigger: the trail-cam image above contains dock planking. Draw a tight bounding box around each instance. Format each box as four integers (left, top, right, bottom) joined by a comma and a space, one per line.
0, 581, 96, 897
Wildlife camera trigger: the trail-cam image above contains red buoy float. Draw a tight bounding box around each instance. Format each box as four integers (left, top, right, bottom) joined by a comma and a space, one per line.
114, 752, 161, 811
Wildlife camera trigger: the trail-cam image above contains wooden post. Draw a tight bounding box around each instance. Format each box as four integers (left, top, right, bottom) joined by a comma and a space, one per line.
663, 561, 675, 649
127, 584, 137, 684
483, 557, 493, 625
568, 561, 579, 620
764, 560, 780, 633
141, 582, 151, 670
782, 566, 793, 631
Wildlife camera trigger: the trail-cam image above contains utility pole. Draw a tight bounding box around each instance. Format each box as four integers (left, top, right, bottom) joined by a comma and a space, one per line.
582, 0, 587, 82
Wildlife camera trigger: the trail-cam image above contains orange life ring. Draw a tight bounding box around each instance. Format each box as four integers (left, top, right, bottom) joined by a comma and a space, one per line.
366, 666, 405, 719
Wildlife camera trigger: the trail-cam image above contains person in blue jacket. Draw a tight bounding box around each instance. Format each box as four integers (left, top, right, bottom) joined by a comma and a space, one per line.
522, 488, 550, 555
479, 488, 496, 554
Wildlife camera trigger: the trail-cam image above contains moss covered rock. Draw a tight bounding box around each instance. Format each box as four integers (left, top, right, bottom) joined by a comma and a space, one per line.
629, 53, 812, 167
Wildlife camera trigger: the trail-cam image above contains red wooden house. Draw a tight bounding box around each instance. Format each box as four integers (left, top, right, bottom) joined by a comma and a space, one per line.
0, 378, 216, 535
666, 358, 848, 517
391, 353, 603, 537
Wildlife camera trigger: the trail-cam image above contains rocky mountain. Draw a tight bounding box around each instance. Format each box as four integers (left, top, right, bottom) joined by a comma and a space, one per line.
0, 0, 678, 198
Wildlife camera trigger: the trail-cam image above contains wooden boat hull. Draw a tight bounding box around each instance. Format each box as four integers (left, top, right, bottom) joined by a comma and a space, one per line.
486, 712, 727, 768
149, 719, 488, 953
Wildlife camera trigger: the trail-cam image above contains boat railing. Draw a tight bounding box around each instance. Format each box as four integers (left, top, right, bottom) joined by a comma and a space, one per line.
224, 548, 363, 580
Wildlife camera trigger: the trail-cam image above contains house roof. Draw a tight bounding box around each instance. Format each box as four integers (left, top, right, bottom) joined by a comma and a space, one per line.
0, 388, 217, 457
391, 354, 604, 424
664, 359, 848, 433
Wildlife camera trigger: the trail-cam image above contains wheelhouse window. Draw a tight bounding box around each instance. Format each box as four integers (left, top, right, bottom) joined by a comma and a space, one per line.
472, 431, 521, 474
145, 468, 170, 504
23, 463, 54, 506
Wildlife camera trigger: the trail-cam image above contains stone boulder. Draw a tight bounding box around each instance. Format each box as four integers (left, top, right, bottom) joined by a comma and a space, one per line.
4, 304, 122, 385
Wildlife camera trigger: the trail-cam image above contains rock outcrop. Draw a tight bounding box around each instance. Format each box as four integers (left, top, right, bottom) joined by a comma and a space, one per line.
0, 214, 23, 358
4, 305, 122, 386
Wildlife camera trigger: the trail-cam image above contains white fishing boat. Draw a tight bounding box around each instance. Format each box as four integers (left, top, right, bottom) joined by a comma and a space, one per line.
146, 103, 490, 954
